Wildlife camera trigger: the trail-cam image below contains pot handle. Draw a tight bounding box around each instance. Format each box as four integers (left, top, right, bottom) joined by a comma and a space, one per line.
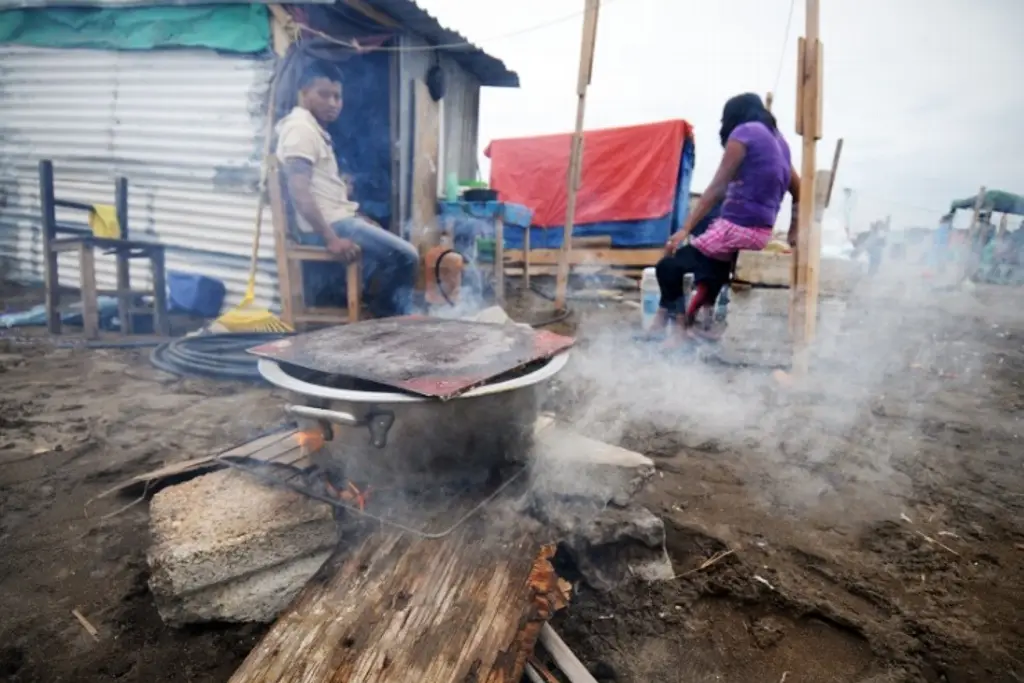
283, 405, 395, 449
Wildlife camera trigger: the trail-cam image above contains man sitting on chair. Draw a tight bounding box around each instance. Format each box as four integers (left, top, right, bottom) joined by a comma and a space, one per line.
275, 61, 419, 318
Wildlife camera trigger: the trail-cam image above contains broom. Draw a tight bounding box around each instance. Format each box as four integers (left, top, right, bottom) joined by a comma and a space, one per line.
214, 78, 293, 334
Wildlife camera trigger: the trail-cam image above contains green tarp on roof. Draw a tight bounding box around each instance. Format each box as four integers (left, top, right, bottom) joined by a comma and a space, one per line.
0, 5, 269, 53
950, 190, 1024, 216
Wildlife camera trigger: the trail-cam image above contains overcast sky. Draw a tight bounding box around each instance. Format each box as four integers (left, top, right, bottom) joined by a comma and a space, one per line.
418, 0, 1024, 235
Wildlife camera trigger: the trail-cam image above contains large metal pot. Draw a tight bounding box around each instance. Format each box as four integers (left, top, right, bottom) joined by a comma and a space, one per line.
257, 353, 570, 489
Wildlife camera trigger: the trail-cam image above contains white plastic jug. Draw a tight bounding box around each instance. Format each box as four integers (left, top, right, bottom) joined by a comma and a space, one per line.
640, 267, 660, 329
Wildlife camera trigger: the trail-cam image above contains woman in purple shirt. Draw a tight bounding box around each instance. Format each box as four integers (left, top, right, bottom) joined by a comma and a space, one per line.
648, 93, 801, 344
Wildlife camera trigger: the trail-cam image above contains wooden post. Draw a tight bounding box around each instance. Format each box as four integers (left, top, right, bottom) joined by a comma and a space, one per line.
960, 185, 987, 282
789, 0, 823, 375
554, 0, 601, 311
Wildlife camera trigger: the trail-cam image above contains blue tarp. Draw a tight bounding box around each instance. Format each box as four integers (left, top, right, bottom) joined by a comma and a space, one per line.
0, 5, 270, 53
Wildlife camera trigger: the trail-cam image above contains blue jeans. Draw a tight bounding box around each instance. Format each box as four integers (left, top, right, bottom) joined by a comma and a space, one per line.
296, 217, 419, 318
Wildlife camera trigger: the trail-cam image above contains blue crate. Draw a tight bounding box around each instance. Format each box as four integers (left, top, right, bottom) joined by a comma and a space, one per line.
167, 271, 226, 318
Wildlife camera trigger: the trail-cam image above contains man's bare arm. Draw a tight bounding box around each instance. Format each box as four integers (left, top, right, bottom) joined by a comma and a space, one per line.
282, 158, 359, 261
283, 158, 334, 243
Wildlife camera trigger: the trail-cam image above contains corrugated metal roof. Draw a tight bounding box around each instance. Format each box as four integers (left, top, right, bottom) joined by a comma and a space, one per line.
0, 0, 330, 7
367, 0, 518, 87
0, 0, 518, 88
0, 46, 283, 310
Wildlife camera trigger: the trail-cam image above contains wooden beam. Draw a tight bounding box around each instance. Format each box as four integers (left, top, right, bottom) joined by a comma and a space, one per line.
229, 510, 566, 683
790, 0, 823, 376
555, 0, 601, 311
410, 79, 441, 259
826, 138, 843, 208
268, 5, 296, 55
341, 0, 399, 27
959, 185, 987, 282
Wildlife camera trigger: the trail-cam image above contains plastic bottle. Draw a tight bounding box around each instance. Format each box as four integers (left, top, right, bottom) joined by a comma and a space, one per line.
445, 172, 460, 203
640, 267, 660, 329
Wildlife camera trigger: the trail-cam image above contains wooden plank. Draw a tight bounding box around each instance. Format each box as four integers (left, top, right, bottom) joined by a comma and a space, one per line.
91, 428, 301, 501
410, 79, 441, 256
229, 513, 565, 683
555, 0, 601, 310
736, 250, 856, 296
506, 247, 661, 268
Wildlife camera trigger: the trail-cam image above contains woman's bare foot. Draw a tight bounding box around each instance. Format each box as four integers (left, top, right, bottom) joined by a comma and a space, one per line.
660, 322, 696, 351
635, 308, 671, 341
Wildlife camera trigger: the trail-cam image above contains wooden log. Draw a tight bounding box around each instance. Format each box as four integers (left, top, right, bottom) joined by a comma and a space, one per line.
230, 503, 567, 683
505, 247, 661, 268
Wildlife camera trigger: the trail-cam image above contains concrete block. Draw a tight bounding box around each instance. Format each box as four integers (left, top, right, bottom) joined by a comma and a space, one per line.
529, 424, 656, 507
148, 468, 336, 626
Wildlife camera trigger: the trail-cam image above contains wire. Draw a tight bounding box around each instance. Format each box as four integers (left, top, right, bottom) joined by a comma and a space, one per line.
149, 333, 290, 382
291, 0, 620, 54
770, 0, 797, 98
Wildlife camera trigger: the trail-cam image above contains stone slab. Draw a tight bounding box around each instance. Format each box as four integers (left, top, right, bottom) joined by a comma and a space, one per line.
530, 424, 656, 507
148, 468, 337, 625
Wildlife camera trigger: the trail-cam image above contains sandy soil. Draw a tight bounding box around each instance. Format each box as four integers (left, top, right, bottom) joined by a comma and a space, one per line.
1, 277, 1022, 683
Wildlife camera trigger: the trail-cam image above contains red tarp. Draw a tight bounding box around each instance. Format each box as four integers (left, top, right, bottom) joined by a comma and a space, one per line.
484, 119, 692, 228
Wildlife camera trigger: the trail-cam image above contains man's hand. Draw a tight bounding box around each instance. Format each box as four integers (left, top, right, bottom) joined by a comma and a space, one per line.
326, 236, 360, 263
787, 209, 799, 248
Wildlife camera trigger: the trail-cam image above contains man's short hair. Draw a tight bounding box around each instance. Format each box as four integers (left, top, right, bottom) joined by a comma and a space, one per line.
298, 61, 342, 91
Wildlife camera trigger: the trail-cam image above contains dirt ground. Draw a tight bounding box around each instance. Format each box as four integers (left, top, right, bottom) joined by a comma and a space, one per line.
2, 275, 1023, 683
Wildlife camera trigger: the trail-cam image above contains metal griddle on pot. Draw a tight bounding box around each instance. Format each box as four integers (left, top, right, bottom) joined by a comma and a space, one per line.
229, 316, 574, 539
246, 315, 575, 400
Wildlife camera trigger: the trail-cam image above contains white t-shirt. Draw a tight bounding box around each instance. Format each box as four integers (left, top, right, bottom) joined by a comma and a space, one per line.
274, 107, 359, 232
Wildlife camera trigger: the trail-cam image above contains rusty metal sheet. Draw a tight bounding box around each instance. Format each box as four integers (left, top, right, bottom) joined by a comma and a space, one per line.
248, 316, 574, 399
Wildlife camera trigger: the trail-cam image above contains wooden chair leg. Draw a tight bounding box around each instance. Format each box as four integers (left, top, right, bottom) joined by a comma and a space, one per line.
494, 218, 505, 304
39, 160, 61, 335
151, 249, 169, 336
286, 257, 305, 328
522, 223, 531, 291
115, 252, 131, 336
347, 261, 361, 323
77, 244, 99, 340
44, 248, 61, 335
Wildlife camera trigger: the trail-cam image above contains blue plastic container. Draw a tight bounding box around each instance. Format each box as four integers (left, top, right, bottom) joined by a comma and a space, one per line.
167, 271, 226, 318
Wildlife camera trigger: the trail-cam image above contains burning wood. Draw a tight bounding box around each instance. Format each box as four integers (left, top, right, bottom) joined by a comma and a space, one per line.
229, 496, 562, 683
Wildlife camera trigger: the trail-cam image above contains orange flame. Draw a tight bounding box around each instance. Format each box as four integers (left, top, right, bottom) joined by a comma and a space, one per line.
295, 428, 326, 454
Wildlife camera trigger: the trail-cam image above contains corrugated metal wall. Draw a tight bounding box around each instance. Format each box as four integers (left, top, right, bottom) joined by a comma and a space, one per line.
397, 35, 482, 223
0, 45, 281, 308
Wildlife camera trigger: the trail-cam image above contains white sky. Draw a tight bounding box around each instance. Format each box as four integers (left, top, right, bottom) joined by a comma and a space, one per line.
417, 0, 1024, 234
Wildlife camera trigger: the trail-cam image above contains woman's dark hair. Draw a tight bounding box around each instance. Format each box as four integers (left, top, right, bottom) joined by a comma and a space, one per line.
719, 93, 778, 147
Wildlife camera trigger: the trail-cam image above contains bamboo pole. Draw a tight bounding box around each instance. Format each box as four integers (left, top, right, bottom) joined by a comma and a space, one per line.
554, 0, 601, 311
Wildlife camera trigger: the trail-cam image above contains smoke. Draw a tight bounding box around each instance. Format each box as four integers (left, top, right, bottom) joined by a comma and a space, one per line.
542, 251, 991, 525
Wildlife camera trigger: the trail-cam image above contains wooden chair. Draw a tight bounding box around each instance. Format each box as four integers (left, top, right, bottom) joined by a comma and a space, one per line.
39, 160, 168, 339
268, 160, 361, 329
